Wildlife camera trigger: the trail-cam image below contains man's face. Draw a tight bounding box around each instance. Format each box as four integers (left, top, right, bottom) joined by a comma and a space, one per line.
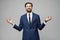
25, 4, 33, 13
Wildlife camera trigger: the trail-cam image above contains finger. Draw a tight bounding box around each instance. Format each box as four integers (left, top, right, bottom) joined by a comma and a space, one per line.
7, 20, 10, 23
48, 16, 52, 19
49, 17, 52, 21
47, 16, 50, 18
6, 19, 10, 23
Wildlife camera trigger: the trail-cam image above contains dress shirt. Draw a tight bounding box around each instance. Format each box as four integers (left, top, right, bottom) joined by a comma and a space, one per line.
27, 12, 32, 23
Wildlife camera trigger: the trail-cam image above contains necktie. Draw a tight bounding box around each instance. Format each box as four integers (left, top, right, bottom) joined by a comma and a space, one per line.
29, 13, 31, 24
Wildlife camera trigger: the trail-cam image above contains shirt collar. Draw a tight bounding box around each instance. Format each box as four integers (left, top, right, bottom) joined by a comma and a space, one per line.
27, 12, 32, 15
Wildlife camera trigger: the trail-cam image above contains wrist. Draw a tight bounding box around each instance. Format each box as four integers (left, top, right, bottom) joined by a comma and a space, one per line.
10, 22, 14, 25
45, 20, 48, 23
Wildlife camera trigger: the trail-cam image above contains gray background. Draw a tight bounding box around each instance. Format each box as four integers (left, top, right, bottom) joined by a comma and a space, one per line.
0, 0, 60, 40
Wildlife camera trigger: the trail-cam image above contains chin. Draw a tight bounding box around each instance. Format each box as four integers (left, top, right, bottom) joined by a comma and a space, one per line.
27, 11, 31, 13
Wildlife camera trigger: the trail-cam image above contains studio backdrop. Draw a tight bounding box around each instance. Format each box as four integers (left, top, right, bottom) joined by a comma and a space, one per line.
0, 0, 60, 40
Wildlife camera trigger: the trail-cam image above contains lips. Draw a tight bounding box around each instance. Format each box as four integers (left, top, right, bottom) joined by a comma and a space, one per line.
28, 8, 30, 9
27, 9, 31, 11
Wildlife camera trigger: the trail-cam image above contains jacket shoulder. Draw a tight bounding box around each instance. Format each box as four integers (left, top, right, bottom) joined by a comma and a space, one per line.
21, 13, 26, 18
33, 12, 40, 17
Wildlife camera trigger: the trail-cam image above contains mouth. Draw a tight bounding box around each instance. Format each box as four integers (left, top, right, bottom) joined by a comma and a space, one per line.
27, 8, 31, 10
27, 9, 31, 11
26, 9, 32, 12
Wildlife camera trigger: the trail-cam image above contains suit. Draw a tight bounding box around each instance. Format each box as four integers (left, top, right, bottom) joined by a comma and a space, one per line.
13, 12, 45, 40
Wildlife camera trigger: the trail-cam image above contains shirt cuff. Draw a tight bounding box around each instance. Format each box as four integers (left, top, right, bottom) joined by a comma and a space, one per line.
44, 21, 47, 25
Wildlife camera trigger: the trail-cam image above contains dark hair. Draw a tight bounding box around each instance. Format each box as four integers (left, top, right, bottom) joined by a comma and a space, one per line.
25, 2, 33, 7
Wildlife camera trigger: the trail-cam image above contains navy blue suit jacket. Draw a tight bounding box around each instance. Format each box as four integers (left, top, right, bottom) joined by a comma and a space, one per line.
13, 12, 45, 40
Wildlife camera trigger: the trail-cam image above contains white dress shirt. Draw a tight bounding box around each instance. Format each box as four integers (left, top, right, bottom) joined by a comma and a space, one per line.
27, 12, 32, 23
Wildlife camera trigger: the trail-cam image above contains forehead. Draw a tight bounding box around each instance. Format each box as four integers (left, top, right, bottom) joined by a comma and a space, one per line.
26, 4, 31, 6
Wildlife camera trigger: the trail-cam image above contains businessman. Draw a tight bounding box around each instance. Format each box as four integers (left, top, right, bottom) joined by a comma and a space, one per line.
7, 2, 52, 40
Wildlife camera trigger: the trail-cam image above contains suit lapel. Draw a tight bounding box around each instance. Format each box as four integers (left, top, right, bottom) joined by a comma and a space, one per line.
25, 13, 29, 25
32, 13, 35, 24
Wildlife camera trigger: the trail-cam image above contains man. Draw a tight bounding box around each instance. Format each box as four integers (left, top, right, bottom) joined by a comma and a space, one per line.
7, 2, 52, 40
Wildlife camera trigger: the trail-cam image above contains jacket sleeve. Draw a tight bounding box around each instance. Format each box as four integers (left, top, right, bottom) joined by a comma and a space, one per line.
37, 15, 45, 30
13, 16, 23, 31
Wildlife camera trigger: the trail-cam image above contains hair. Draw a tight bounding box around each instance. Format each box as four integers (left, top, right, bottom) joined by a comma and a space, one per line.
25, 2, 33, 7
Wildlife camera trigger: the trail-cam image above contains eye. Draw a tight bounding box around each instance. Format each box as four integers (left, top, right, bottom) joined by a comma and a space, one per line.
26, 6, 28, 7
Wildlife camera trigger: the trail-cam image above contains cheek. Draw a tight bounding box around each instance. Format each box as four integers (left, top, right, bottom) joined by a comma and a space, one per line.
25, 7, 29, 9
30, 7, 32, 9
25, 7, 28, 10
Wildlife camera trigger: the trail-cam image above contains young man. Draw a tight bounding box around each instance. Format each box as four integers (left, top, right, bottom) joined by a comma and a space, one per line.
7, 2, 52, 40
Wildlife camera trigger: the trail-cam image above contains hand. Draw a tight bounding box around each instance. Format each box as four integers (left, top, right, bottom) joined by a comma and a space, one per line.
45, 16, 52, 23
6, 19, 14, 25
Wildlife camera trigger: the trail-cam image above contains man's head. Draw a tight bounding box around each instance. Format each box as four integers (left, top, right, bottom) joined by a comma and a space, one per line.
25, 2, 33, 13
